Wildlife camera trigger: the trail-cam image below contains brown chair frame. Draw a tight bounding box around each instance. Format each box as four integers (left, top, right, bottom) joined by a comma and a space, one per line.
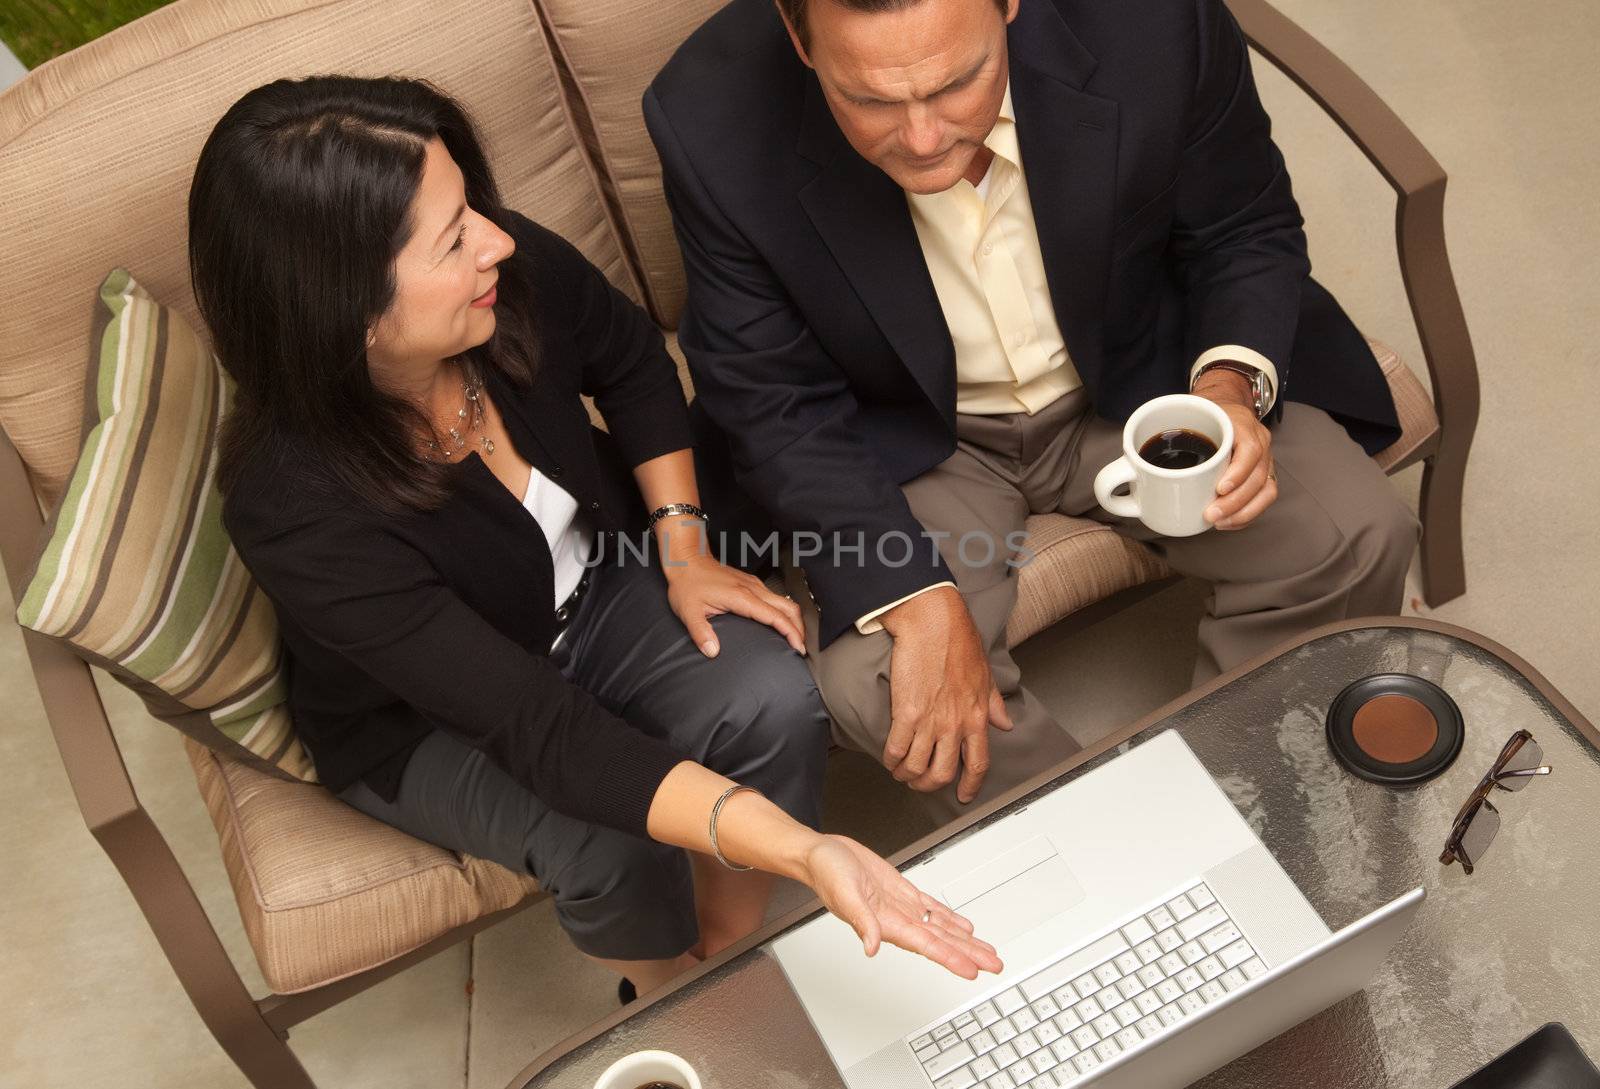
1230, 0, 1479, 605
0, 2, 1477, 1086
0, 429, 543, 1088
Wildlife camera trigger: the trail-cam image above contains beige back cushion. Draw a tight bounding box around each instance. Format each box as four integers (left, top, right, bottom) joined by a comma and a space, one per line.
0, 0, 637, 508
539, 0, 729, 328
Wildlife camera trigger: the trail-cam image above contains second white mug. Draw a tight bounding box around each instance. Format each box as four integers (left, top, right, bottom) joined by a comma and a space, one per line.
1093, 394, 1235, 537
592, 1049, 701, 1089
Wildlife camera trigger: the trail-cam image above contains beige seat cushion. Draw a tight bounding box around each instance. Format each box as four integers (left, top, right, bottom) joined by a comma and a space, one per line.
187, 739, 540, 995
1006, 516, 1173, 646
538, 0, 727, 326
663, 331, 698, 408
0, 0, 637, 507
1369, 337, 1439, 471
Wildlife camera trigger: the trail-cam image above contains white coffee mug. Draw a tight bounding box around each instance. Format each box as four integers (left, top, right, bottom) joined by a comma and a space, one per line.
593, 1049, 701, 1089
1093, 394, 1235, 537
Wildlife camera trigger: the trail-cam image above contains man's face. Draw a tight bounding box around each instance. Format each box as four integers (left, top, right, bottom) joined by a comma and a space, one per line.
785, 0, 1017, 194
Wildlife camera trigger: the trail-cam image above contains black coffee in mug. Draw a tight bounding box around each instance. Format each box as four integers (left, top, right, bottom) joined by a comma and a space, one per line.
632, 1082, 683, 1089
1138, 428, 1219, 470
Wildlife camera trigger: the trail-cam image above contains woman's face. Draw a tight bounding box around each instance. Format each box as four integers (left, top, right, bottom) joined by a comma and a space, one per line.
368, 137, 515, 377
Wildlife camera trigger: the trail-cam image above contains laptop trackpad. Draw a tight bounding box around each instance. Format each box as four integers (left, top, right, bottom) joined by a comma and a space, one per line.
943, 836, 1085, 946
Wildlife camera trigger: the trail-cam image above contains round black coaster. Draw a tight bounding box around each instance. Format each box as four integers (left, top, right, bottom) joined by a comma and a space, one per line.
1325, 673, 1464, 785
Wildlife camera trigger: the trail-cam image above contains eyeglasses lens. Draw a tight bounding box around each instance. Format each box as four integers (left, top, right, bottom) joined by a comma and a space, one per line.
1498, 737, 1544, 791
1457, 801, 1501, 869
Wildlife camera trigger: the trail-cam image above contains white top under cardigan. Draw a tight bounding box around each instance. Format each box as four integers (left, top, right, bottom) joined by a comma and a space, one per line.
521, 465, 594, 608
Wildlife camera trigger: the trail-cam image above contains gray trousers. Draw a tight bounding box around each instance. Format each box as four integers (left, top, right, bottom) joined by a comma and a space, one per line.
339, 556, 830, 961
788, 389, 1419, 823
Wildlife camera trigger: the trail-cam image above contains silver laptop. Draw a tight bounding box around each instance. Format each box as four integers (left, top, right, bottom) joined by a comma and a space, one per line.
772, 730, 1424, 1089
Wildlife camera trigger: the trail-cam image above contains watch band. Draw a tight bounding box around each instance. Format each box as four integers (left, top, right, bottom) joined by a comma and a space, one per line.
1192, 360, 1270, 419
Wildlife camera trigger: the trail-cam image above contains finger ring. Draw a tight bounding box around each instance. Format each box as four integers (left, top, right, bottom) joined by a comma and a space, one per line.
1269, 466, 1278, 481
921, 910, 932, 924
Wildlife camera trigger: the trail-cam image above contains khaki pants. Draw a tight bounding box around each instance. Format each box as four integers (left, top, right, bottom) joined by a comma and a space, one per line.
786, 389, 1419, 822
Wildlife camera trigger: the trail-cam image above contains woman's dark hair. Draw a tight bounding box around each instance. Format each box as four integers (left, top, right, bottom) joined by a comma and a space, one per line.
189, 75, 539, 512
778, 0, 1010, 50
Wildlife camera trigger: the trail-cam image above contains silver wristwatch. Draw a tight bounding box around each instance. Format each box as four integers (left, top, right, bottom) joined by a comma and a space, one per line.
1192, 360, 1271, 419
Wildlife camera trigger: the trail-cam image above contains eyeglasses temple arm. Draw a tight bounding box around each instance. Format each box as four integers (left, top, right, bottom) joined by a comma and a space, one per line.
1493, 766, 1552, 782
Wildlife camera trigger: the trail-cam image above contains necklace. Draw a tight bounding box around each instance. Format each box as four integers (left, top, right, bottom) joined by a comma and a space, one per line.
423, 361, 496, 462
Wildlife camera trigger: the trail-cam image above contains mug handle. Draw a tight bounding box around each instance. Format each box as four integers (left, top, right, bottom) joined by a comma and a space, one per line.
1094, 456, 1141, 519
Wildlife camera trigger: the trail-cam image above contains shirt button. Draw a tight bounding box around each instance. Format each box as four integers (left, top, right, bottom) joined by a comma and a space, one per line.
1014, 333, 1028, 348
589, 500, 601, 511
982, 241, 995, 256
548, 465, 563, 478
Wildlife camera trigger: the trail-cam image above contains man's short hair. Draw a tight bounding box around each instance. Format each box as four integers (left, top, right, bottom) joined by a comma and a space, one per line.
777, 0, 1011, 51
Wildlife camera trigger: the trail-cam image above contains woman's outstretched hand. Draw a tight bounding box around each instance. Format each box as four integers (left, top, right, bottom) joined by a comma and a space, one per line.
802, 834, 1003, 980
663, 551, 807, 657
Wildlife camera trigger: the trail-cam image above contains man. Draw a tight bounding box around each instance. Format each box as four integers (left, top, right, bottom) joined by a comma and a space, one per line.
645, 0, 1418, 820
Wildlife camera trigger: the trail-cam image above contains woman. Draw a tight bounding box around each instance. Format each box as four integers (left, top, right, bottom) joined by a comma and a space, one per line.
190, 75, 1000, 996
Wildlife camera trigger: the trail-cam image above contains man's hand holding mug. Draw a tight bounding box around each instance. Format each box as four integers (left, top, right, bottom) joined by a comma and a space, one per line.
1192, 366, 1278, 530
1095, 390, 1251, 537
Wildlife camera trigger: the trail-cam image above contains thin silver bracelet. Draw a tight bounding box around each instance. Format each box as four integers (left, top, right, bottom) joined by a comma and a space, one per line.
709, 784, 759, 872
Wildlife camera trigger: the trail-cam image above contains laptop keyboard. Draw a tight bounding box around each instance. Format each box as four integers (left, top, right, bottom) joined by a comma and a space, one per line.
907, 882, 1267, 1088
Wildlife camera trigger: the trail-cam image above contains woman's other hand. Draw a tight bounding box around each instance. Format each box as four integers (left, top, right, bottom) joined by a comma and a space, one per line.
803, 835, 1004, 980
663, 547, 806, 658
634, 458, 805, 656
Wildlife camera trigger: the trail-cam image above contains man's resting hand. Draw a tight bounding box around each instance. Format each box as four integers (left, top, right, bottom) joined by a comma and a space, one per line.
879, 586, 1013, 803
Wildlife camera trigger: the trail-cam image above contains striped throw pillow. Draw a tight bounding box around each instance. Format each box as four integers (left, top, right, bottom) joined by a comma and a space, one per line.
16, 270, 315, 782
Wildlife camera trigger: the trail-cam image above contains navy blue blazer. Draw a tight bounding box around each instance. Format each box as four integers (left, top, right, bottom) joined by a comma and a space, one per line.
646, 0, 1401, 647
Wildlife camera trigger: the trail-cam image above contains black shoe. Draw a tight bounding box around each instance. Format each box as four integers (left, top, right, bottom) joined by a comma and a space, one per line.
618, 977, 637, 1006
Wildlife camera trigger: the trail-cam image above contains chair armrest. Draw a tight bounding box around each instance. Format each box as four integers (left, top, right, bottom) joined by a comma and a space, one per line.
1226, 0, 1444, 198
1228, 0, 1480, 513
0, 427, 139, 831
2, 426, 306, 1078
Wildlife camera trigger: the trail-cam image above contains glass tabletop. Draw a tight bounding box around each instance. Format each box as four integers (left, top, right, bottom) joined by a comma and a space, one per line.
513, 621, 1599, 1089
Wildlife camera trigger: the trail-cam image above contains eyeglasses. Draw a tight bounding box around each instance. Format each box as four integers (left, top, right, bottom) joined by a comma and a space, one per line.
1439, 730, 1551, 875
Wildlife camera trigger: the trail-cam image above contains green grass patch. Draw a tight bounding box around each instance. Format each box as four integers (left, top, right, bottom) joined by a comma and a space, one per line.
1, 0, 173, 70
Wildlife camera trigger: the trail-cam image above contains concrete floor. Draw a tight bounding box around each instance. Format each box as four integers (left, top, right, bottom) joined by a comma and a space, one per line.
2, 0, 1597, 1085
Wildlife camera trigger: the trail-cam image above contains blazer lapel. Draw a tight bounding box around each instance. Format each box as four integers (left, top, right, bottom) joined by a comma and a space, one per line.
1008, 1, 1120, 387
797, 79, 957, 425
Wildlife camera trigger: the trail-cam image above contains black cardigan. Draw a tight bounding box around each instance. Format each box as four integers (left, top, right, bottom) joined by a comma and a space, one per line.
222, 215, 692, 837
